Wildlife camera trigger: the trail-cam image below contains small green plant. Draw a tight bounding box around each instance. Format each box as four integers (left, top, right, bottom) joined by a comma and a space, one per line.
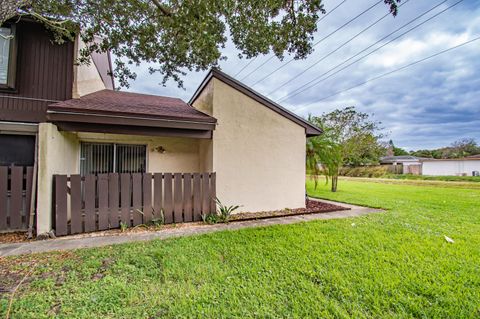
120, 222, 129, 232
215, 198, 241, 223
201, 213, 219, 224
201, 198, 241, 224
151, 208, 165, 227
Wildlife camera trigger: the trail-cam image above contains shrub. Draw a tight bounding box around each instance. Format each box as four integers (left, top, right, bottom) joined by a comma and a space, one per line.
339, 166, 389, 178
202, 198, 241, 224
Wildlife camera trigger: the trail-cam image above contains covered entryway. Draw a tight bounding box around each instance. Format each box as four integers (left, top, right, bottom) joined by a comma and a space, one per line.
34, 89, 217, 236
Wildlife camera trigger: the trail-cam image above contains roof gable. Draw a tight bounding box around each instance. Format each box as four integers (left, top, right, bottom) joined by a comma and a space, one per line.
190, 68, 322, 137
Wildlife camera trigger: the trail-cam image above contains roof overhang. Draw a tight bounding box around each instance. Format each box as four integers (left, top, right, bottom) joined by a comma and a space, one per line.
47, 110, 215, 139
190, 68, 323, 137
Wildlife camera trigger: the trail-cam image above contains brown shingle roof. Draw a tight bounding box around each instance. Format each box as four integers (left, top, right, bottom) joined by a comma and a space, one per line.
49, 89, 216, 123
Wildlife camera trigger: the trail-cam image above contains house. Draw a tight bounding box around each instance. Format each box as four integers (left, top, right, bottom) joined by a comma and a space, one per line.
0, 19, 321, 237
379, 155, 423, 174
421, 158, 480, 176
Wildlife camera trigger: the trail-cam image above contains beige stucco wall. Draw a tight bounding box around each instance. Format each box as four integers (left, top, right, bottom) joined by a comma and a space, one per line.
36, 127, 204, 233
37, 123, 79, 234
72, 38, 106, 98
193, 78, 306, 212
76, 132, 202, 173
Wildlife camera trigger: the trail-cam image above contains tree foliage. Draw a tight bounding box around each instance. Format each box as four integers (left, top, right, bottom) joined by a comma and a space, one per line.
2, 0, 401, 87
410, 138, 480, 159
387, 140, 409, 156
307, 107, 386, 192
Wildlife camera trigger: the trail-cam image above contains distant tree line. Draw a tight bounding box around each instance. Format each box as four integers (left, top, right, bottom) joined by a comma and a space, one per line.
389, 138, 480, 159
307, 106, 479, 192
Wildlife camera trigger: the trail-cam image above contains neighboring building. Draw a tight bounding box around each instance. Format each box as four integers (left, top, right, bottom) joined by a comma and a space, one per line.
421, 158, 480, 176
379, 155, 423, 175
0, 19, 321, 236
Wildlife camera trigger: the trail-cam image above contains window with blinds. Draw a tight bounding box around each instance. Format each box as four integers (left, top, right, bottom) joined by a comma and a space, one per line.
80, 142, 146, 176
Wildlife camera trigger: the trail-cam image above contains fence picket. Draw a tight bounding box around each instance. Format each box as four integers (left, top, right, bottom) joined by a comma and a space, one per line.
201, 173, 210, 215
0, 167, 7, 229
143, 173, 153, 224
164, 173, 173, 223
98, 174, 109, 230
10, 167, 23, 229
84, 174, 96, 232
70, 175, 82, 234
132, 173, 143, 226
109, 173, 120, 228
55, 175, 68, 236
193, 173, 202, 221
153, 173, 163, 221
210, 173, 216, 214
120, 174, 131, 225
173, 173, 183, 223
25, 167, 33, 227
183, 174, 193, 222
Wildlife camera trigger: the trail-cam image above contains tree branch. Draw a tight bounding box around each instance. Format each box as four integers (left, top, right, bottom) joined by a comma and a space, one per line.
150, 0, 172, 16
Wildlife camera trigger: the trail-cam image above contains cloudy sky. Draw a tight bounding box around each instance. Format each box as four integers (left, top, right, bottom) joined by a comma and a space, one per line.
125, 0, 480, 151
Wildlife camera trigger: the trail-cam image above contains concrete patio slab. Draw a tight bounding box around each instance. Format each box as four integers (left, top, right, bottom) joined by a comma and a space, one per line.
0, 199, 384, 257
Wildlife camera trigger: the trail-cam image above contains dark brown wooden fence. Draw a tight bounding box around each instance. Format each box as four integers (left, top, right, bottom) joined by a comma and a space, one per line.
53, 172, 216, 236
0, 166, 34, 231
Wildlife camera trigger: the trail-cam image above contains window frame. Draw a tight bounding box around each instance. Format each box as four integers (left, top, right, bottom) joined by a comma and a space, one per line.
79, 142, 148, 176
0, 23, 17, 91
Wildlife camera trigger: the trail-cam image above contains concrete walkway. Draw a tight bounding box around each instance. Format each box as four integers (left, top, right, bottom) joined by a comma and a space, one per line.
0, 200, 383, 257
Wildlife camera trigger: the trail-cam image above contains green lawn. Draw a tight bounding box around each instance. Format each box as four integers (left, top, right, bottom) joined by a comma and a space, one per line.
385, 174, 480, 183
1, 179, 480, 318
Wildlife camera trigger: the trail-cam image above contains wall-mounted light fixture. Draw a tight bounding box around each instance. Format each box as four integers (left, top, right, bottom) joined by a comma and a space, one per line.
152, 146, 166, 154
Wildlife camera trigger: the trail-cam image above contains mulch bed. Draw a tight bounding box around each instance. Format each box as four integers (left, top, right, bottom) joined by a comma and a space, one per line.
229, 199, 350, 222
0, 232, 32, 244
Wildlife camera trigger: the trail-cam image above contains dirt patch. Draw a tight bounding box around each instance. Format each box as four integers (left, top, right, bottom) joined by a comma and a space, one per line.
0, 251, 79, 296
230, 199, 349, 222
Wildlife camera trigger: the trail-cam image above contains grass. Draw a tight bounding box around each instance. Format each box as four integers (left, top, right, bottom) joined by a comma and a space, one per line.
384, 174, 480, 182
1, 179, 480, 318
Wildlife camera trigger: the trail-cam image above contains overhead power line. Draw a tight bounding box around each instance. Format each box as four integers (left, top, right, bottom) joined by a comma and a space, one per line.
251, 0, 384, 86
240, 0, 366, 80
240, 56, 275, 81
277, 0, 462, 103
266, 0, 411, 96
233, 56, 258, 77
317, 0, 349, 24
294, 35, 480, 111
